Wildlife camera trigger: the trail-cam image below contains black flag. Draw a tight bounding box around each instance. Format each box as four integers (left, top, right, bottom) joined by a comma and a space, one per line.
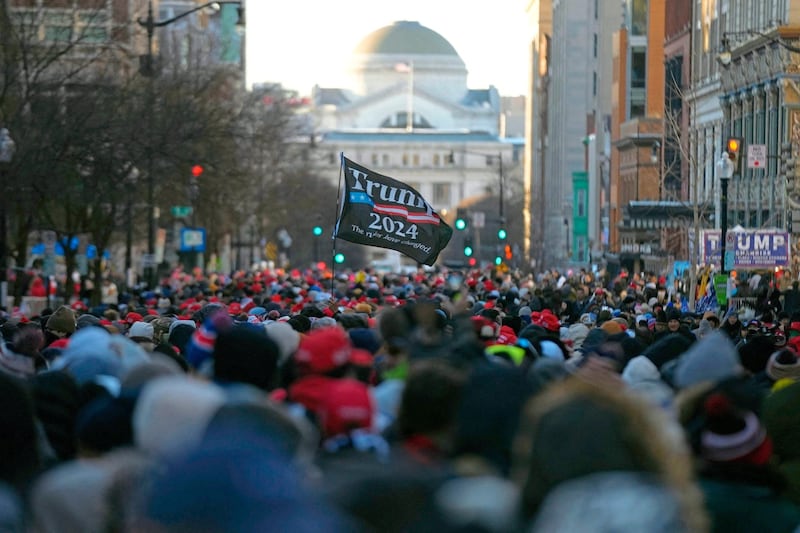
335, 157, 453, 266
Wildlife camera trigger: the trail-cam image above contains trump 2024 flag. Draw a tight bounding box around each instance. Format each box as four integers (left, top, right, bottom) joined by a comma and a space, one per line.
335, 156, 453, 266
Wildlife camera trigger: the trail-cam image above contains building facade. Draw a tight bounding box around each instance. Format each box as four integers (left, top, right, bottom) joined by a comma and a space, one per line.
310, 21, 523, 269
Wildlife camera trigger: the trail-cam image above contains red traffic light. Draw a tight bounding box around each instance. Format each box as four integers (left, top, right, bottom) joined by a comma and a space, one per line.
191, 165, 204, 178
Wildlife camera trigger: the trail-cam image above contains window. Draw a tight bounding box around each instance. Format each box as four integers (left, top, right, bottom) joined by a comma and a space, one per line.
412, 154, 420, 166
593, 72, 597, 97
593, 34, 598, 58
433, 183, 451, 205
371, 153, 379, 166
402, 153, 409, 166
382, 154, 389, 166
433, 153, 441, 166
630, 0, 648, 35
577, 190, 586, 217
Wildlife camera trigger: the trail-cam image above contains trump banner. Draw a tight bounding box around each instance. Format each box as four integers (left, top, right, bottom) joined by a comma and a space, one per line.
335, 156, 453, 265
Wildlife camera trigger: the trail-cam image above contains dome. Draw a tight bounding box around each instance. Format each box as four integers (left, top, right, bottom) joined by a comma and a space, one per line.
353, 21, 460, 57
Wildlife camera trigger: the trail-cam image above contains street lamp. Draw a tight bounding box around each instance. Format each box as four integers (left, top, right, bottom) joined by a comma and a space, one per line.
0, 129, 15, 310
717, 153, 735, 273
136, 0, 244, 287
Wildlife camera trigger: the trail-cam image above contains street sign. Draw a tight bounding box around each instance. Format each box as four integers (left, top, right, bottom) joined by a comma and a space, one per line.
141, 253, 156, 266
472, 211, 485, 229
171, 206, 193, 217
747, 144, 767, 169
179, 228, 206, 252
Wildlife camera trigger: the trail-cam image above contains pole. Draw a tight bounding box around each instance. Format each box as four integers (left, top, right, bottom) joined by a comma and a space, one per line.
406, 61, 414, 133
498, 153, 504, 220
144, 0, 156, 288
720, 177, 730, 274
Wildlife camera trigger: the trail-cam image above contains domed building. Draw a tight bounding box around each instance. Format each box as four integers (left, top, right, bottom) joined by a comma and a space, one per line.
311, 21, 523, 270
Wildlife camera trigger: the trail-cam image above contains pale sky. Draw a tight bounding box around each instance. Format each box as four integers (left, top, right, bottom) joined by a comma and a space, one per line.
246, 0, 531, 97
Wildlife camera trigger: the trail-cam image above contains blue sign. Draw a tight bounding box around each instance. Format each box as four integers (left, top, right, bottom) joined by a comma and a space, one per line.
180, 228, 206, 252
702, 230, 790, 269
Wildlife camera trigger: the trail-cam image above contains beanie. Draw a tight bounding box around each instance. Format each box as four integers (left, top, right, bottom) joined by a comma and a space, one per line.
701, 392, 772, 465
45, 306, 76, 335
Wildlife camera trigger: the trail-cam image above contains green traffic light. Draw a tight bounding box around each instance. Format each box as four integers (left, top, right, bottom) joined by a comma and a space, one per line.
464, 246, 473, 257
313, 226, 323, 236
334, 253, 345, 264
455, 218, 467, 231
495, 256, 502, 265
498, 228, 507, 240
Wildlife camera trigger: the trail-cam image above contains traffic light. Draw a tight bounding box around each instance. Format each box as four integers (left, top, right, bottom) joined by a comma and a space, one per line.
497, 228, 507, 240
312, 226, 323, 236
454, 209, 468, 231
463, 237, 473, 257
494, 255, 502, 266
726, 137, 743, 175
191, 164, 204, 178
334, 253, 345, 264
504, 244, 512, 260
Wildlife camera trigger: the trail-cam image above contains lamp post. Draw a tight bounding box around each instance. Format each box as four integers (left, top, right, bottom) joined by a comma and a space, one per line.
651, 140, 662, 198
0, 128, 15, 310
717, 154, 735, 273
136, 0, 244, 286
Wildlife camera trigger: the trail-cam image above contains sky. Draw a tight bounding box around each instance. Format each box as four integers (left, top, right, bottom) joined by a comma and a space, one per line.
245, 0, 531, 97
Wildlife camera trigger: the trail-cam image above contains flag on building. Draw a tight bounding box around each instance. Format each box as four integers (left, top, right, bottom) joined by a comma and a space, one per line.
335, 156, 452, 265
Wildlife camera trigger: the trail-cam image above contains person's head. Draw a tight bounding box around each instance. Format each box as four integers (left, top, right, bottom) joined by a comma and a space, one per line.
513, 378, 705, 529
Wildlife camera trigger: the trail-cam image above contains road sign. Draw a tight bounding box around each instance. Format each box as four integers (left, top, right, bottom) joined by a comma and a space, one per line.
171, 206, 193, 217
472, 211, 485, 229
179, 228, 206, 252
141, 253, 156, 266
747, 144, 767, 169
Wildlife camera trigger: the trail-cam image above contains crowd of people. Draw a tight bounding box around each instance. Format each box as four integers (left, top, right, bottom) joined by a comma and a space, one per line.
1, 264, 800, 532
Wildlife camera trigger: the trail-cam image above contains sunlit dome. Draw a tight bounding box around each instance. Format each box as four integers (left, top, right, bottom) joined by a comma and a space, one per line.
353, 20, 461, 58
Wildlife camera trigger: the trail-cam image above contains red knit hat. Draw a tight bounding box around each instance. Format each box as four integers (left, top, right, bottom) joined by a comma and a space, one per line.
294, 327, 352, 375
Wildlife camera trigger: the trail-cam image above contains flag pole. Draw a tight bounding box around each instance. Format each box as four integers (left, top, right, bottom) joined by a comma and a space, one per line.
406, 60, 414, 133
331, 153, 345, 293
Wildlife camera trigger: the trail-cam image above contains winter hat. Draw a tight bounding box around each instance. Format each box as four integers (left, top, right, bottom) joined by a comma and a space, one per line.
596, 309, 613, 325
673, 331, 740, 389
212, 324, 279, 391
762, 381, 800, 461
128, 322, 154, 343
471, 316, 500, 344
700, 392, 772, 465
45, 306, 76, 336
294, 327, 353, 376
263, 321, 300, 365
76, 314, 101, 330
737, 336, 775, 375
133, 376, 226, 458
766, 349, 800, 382
317, 378, 374, 439
31, 371, 81, 461
75, 395, 135, 454
642, 333, 693, 370
168, 319, 196, 336
566, 324, 590, 351
600, 320, 623, 336
185, 311, 231, 370
538, 339, 565, 362
348, 328, 381, 355
579, 313, 595, 326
